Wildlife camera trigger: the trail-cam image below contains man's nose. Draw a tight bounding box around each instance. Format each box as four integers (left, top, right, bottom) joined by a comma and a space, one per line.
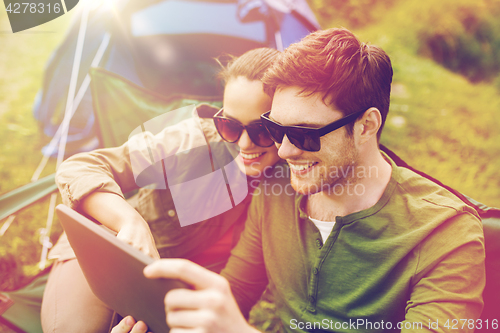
278, 135, 303, 160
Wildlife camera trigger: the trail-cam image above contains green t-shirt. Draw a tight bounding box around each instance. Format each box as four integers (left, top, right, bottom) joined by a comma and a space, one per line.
221, 155, 485, 333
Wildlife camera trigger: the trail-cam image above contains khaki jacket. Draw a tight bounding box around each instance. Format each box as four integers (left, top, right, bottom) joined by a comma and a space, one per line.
50, 105, 250, 267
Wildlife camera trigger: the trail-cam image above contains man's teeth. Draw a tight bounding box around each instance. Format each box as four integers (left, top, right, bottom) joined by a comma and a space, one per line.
289, 162, 316, 171
241, 152, 264, 160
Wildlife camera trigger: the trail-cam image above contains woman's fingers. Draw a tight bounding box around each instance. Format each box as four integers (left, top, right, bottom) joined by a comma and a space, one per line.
110, 316, 150, 333
116, 222, 160, 259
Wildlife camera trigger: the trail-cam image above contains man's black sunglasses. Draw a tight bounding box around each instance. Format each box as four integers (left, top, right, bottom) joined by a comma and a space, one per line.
260, 109, 367, 152
213, 108, 275, 148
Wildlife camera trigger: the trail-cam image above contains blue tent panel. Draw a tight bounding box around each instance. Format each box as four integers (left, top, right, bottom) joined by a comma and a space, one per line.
279, 12, 313, 47
33, 0, 320, 156
131, 1, 267, 43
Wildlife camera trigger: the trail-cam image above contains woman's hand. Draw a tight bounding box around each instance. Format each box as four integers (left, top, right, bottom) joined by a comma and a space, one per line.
116, 218, 160, 259
111, 316, 151, 333
80, 191, 160, 259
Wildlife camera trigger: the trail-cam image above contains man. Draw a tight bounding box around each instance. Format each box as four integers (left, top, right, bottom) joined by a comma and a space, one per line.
113, 27, 485, 333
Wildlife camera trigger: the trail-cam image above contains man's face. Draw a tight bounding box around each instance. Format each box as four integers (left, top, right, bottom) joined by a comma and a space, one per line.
270, 86, 359, 195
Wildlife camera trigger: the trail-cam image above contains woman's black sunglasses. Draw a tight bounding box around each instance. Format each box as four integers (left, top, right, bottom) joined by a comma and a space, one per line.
260, 109, 367, 152
213, 108, 275, 148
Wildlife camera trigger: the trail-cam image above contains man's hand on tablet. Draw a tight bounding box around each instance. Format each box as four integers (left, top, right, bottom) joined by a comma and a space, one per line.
146, 259, 259, 333
112, 259, 260, 333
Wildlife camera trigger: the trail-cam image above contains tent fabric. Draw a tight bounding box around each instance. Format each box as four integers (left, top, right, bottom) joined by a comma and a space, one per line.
0, 268, 50, 333
0, 174, 57, 222
32, 3, 111, 152
130, 1, 267, 41
33, 0, 320, 157
89, 67, 222, 148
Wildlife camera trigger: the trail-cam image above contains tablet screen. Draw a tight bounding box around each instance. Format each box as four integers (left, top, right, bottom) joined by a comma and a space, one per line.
56, 204, 188, 333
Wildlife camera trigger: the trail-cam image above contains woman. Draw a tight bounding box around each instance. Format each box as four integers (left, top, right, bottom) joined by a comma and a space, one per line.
41, 47, 282, 333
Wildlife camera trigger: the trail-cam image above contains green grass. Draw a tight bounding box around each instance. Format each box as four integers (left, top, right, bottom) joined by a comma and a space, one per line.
0, 3, 70, 327
315, 0, 500, 209
2, 0, 500, 332
0, 5, 71, 327
352, 0, 500, 208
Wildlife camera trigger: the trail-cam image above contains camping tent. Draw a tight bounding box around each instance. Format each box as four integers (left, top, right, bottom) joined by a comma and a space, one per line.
33, 0, 320, 157
1, 2, 320, 330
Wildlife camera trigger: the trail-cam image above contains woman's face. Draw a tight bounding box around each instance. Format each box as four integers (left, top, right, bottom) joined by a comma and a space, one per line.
222, 76, 281, 177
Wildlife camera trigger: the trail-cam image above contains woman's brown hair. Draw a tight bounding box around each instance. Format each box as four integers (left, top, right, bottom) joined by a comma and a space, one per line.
217, 47, 280, 85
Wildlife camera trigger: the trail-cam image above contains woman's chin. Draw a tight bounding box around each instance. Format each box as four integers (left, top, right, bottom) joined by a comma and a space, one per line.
235, 159, 261, 177
244, 167, 262, 178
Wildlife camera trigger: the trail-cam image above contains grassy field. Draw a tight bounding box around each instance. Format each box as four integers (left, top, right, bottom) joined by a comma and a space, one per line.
357, 0, 500, 208
0, 6, 70, 332
0, 2, 69, 280
1, 0, 500, 332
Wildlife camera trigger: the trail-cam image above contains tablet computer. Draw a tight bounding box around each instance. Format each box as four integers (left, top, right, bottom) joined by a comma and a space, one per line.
56, 204, 188, 333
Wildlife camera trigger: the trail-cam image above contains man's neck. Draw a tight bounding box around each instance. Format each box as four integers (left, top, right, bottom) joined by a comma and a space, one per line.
307, 149, 392, 222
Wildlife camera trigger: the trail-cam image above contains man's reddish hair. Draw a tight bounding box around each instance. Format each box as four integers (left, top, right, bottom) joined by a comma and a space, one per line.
262, 28, 393, 138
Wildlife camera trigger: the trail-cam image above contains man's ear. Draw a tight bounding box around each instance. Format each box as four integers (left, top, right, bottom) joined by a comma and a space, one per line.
357, 108, 381, 145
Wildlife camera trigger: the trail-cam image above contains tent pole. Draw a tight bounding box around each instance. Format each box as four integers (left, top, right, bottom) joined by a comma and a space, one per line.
31, 32, 110, 182
37, 7, 111, 270
275, 31, 284, 51
0, 216, 16, 237
57, 2, 91, 168
38, 193, 58, 269
38, 0, 91, 270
